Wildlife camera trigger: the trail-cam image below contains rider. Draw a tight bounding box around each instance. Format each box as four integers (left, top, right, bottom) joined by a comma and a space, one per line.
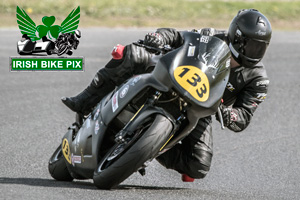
56, 30, 81, 55
61, 9, 272, 180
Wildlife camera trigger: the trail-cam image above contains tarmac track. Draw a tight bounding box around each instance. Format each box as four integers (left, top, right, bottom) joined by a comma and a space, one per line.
0, 28, 299, 200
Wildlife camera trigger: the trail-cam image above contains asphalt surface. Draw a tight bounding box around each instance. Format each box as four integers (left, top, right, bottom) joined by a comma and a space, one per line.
0, 28, 299, 200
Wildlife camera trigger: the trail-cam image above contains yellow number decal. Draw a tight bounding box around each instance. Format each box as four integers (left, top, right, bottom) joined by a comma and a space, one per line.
62, 138, 71, 164
174, 65, 210, 102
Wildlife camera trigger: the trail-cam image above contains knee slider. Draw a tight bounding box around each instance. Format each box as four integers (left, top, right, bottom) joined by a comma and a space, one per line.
186, 150, 212, 179
187, 159, 210, 179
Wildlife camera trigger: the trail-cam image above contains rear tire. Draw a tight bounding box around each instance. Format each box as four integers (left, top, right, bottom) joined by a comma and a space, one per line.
93, 114, 173, 189
46, 49, 52, 55
46, 42, 55, 55
48, 145, 74, 182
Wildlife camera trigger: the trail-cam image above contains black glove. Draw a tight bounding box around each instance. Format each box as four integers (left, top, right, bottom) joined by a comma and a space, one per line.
144, 32, 165, 49
199, 28, 216, 36
216, 104, 232, 127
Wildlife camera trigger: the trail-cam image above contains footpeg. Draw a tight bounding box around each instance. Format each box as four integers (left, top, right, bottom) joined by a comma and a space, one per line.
138, 168, 146, 176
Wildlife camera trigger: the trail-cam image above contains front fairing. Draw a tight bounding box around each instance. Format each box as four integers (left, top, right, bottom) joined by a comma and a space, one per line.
153, 31, 231, 113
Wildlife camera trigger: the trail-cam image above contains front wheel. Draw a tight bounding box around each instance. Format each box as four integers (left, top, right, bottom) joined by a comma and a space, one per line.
93, 114, 173, 189
48, 145, 73, 181
57, 44, 69, 56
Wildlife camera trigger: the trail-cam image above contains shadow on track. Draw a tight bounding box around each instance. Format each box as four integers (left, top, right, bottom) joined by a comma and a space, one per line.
117, 184, 188, 191
0, 177, 96, 190
0, 177, 188, 191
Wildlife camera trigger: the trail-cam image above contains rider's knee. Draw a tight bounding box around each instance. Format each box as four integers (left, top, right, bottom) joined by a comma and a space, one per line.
185, 149, 212, 179
127, 44, 153, 66
108, 43, 153, 69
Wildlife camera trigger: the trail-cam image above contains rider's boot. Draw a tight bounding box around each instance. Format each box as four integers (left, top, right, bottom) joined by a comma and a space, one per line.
61, 69, 116, 114
62, 43, 151, 114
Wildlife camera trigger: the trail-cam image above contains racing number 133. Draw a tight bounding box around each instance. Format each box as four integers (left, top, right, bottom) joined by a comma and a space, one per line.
179, 67, 207, 97
174, 65, 210, 102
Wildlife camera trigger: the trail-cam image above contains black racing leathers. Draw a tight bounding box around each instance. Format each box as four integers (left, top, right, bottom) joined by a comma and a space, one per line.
222, 63, 269, 132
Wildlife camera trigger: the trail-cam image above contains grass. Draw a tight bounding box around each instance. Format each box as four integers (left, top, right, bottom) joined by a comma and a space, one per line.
1, 0, 300, 30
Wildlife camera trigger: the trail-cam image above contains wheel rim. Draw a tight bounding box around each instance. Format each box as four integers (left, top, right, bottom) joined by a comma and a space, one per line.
96, 118, 153, 173
58, 44, 68, 56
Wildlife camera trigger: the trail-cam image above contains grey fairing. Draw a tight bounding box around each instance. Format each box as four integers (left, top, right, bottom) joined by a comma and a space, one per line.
100, 73, 170, 125
62, 31, 231, 177
62, 73, 174, 178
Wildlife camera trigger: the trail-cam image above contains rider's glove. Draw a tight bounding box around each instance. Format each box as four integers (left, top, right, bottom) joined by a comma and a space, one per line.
144, 32, 165, 49
199, 28, 216, 36
215, 104, 232, 127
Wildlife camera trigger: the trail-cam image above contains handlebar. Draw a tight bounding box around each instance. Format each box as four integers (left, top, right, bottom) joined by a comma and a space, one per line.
133, 40, 172, 54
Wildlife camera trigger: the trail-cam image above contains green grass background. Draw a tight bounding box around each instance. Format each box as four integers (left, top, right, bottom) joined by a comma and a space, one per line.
1, 0, 300, 30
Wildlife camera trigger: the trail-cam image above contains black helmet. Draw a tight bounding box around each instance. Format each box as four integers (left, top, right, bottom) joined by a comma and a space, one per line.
228, 9, 272, 67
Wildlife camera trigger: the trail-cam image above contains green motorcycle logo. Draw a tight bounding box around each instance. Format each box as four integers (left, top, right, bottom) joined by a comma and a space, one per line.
16, 6, 80, 41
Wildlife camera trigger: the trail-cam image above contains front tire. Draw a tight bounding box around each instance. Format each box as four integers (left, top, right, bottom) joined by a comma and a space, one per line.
93, 114, 173, 189
48, 145, 74, 181
57, 44, 68, 56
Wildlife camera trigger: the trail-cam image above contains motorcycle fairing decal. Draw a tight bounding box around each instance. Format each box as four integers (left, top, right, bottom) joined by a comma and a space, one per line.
71, 153, 81, 166
129, 75, 142, 86
174, 65, 210, 102
95, 120, 100, 135
112, 91, 119, 112
62, 138, 71, 164
187, 46, 196, 57
119, 84, 129, 98
93, 108, 100, 120
200, 36, 209, 43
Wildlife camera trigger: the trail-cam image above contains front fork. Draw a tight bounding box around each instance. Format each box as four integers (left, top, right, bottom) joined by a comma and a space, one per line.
114, 91, 164, 143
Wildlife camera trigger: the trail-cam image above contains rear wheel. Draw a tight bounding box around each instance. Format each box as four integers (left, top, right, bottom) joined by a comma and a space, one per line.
46, 42, 55, 55
48, 145, 74, 181
93, 114, 173, 189
46, 48, 52, 55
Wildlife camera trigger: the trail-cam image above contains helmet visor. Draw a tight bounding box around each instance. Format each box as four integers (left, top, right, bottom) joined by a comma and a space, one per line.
243, 38, 269, 59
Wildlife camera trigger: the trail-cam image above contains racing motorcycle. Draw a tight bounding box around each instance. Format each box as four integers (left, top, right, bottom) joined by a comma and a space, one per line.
54, 32, 80, 56
48, 31, 231, 189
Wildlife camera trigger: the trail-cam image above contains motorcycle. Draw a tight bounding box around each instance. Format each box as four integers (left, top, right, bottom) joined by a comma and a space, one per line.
48, 31, 231, 189
54, 34, 79, 56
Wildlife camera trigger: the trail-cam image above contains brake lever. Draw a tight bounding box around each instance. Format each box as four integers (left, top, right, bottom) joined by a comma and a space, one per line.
217, 107, 225, 130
